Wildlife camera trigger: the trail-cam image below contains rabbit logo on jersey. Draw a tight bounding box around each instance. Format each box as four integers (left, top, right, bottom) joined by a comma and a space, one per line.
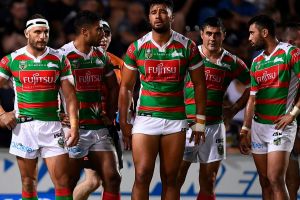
20, 70, 58, 91
144, 60, 180, 82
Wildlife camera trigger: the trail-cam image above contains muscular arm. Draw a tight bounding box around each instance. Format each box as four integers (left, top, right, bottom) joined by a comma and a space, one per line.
243, 95, 255, 129
119, 67, 137, 150
239, 94, 254, 154
189, 67, 206, 117
105, 73, 119, 121
189, 66, 206, 144
224, 87, 250, 122
61, 79, 79, 147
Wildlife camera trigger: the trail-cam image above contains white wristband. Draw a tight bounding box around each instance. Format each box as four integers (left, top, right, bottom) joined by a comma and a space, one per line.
191, 123, 205, 132
196, 114, 206, 120
290, 106, 300, 117
241, 126, 250, 132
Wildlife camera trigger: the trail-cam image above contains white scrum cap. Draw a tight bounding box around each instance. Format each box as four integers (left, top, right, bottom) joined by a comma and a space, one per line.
26, 18, 49, 31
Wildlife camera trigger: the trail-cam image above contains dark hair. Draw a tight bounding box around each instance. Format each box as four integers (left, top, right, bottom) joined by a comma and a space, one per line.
74, 10, 101, 34
201, 17, 226, 33
147, 0, 174, 12
248, 15, 276, 37
27, 13, 46, 21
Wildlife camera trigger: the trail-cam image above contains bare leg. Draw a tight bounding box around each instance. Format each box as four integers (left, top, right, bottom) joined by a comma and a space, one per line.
73, 169, 101, 200
176, 160, 192, 189
44, 153, 73, 189
159, 131, 186, 200
252, 153, 273, 200
16, 157, 38, 193
89, 151, 121, 195
268, 151, 290, 200
131, 134, 160, 200
199, 161, 221, 197
286, 154, 300, 200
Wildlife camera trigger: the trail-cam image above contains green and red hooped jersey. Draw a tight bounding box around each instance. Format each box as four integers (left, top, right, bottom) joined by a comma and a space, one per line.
185, 46, 250, 125
250, 42, 300, 124
0, 46, 73, 121
60, 42, 114, 129
124, 31, 203, 120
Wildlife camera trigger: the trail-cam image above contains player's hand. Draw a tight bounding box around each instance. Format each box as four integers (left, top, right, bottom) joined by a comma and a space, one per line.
190, 130, 205, 145
0, 111, 17, 130
60, 113, 70, 127
65, 127, 79, 147
274, 114, 294, 130
239, 130, 251, 155
120, 122, 132, 150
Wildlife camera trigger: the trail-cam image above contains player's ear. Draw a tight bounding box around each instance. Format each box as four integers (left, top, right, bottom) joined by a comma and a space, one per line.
24, 29, 29, 39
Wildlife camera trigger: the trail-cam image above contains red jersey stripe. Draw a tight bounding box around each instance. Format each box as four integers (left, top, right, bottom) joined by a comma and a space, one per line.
139, 105, 185, 112
141, 90, 183, 97
18, 101, 58, 109
256, 98, 287, 105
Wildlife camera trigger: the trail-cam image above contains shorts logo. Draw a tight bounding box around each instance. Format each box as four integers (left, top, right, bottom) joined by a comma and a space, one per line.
272, 131, 282, 136
54, 132, 63, 139
252, 142, 263, 149
11, 142, 34, 153
273, 138, 281, 146
216, 138, 224, 155
217, 144, 224, 155
57, 137, 65, 148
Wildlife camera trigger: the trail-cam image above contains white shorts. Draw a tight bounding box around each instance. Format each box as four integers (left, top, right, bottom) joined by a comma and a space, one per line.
9, 121, 67, 159
132, 116, 188, 135
183, 123, 226, 163
251, 120, 296, 154
68, 128, 116, 158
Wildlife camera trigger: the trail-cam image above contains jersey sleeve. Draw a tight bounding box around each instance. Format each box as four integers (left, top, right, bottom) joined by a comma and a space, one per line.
289, 47, 300, 78
250, 63, 258, 95
123, 42, 138, 71
60, 55, 73, 81
187, 41, 203, 71
0, 55, 12, 79
234, 57, 250, 86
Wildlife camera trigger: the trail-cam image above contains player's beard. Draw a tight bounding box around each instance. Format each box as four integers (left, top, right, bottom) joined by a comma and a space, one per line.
29, 38, 47, 52
252, 38, 266, 51
152, 23, 170, 34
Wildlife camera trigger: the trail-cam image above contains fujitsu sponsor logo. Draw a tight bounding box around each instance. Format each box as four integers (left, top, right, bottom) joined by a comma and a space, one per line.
256, 71, 276, 83
204, 67, 225, 90
78, 71, 101, 84
148, 63, 177, 75
74, 68, 102, 91
205, 69, 222, 83
144, 60, 179, 82
23, 73, 56, 84
20, 70, 57, 91
255, 65, 279, 88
